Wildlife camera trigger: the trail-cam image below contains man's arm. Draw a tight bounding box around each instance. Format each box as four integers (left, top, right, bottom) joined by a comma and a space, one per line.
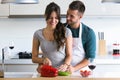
68, 58, 89, 73
73, 58, 89, 71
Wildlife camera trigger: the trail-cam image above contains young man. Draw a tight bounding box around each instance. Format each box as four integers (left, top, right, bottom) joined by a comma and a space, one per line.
65, 0, 96, 73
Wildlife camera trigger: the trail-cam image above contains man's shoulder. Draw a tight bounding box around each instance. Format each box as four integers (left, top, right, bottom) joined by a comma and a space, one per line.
82, 23, 91, 30
81, 23, 95, 41
82, 23, 94, 33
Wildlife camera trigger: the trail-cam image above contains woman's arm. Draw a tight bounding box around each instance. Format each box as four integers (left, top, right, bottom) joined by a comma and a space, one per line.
58, 35, 72, 71
64, 35, 72, 66
32, 38, 52, 65
32, 38, 44, 64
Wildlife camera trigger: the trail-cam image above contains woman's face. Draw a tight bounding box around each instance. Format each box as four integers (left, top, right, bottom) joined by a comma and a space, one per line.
46, 11, 59, 29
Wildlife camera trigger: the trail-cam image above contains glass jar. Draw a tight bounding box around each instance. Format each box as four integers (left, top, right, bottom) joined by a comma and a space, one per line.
112, 43, 120, 56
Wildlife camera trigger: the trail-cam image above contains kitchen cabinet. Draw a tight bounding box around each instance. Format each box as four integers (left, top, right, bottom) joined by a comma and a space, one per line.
0, 59, 38, 72
9, 4, 42, 17
0, 64, 38, 72
38, 0, 120, 16
4, 64, 38, 72
9, 0, 71, 17
0, 58, 120, 73
82, 0, 120, 16
95, 57, 120, 73
2, 0, 120, 18
0, 4, 9, 17
95, 64, 120, 73
10, 0, 102, 16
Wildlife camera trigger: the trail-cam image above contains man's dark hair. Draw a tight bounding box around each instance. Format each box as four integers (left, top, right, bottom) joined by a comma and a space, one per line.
69, 0, 85, 14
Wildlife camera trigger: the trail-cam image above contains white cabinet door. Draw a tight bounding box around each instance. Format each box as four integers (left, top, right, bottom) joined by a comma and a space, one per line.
9, 4, 42, 15
95, 64, 120, 73
39, 0, 104, 16
5, 64, 38, 72
0, 4, 9, 17
38, 0, 105, 16
9, 0, 71, 16
9, 0, 120, 17
83, 0, 120, 16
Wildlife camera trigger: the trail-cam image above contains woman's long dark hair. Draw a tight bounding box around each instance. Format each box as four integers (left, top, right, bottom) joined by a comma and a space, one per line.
45, 2, 66, 51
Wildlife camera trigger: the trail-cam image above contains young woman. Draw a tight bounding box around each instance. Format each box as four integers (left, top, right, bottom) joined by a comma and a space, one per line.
32, 2, 72, 72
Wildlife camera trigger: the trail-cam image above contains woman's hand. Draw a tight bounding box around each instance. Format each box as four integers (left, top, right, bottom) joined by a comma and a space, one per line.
37, 64, 42, 73
42, 57, 52, 65
58, 63, 69, 72
66, 65, 75, 74
37, 57, 52, 73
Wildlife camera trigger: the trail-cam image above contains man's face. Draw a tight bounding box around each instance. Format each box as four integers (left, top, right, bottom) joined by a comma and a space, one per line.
66, 9, 82, 27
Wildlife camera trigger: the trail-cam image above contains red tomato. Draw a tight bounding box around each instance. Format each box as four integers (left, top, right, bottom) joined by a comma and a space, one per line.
80, 70, 91, 77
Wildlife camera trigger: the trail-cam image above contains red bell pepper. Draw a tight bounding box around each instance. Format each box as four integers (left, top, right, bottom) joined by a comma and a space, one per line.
40, 65, 58, 77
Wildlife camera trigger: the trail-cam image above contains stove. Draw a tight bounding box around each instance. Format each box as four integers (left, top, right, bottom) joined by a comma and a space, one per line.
18, 51, 32, 59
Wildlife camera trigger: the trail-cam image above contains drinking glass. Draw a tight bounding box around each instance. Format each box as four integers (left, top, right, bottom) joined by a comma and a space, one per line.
88, 58, 96, 74
8, 41, 14, 58
9, 41, 14, 49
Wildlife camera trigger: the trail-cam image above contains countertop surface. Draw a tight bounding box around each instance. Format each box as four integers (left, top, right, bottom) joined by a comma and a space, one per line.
0, 78, 120, 80
1, 72, 120, 79
0, 59, 35, 64
0, 55, 120, 65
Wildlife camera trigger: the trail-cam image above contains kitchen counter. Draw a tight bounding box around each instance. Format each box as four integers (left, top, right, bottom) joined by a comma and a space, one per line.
1, 72, 120, 79
0, 55, 120, 65
1, 57, 120, 73
95, 55, 120, 64
0, 59, 34, 64
0, 78, 120, 80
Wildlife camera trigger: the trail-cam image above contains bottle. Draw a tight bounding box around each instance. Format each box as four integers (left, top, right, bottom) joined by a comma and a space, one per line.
0, 49, 4, 78
113, 43, 120, 56
0, 70, 4, 78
